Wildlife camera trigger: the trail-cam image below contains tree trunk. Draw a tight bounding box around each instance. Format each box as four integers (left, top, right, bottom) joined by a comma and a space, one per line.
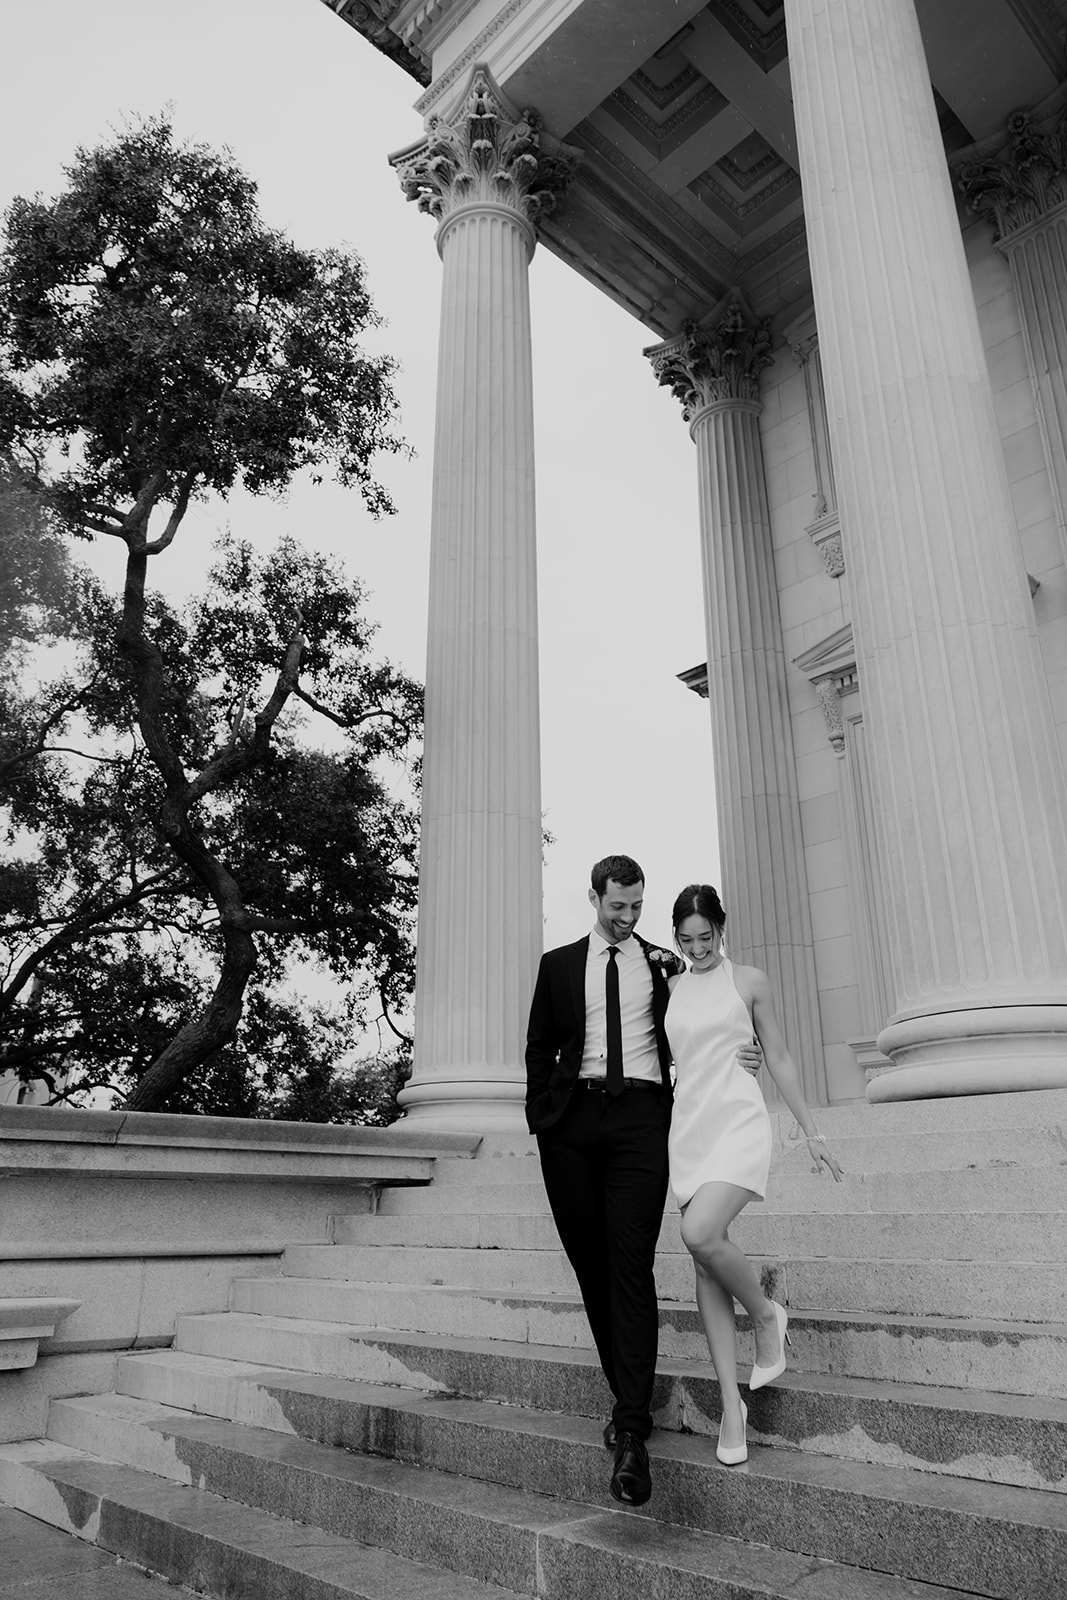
122, 921, 256, 1110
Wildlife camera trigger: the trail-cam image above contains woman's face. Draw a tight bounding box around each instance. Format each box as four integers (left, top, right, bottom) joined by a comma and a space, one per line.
675, 913, 724, 972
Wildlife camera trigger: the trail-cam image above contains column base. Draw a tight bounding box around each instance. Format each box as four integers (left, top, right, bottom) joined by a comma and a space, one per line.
869, 1005, 1067, 1101
393, 1074, 528, 1133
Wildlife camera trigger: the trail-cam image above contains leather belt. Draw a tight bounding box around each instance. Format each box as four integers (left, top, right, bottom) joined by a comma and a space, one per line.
575, 1076, 662, 1095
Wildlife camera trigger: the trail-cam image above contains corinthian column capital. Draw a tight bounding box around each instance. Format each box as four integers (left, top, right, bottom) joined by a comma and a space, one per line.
645, 294, 774, 422
955, 91, 1067, 242
391, 64, 577, 237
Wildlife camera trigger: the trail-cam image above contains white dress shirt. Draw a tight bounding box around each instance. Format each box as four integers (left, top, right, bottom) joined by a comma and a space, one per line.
580, 928, 662, 1083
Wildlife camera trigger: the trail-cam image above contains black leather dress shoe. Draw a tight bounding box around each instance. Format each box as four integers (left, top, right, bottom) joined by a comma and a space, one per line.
603, 1420, 616, 1449
609, 1431, 651, 1505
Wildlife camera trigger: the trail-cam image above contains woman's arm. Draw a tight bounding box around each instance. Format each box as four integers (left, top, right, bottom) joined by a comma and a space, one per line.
738, 965, 843, 1179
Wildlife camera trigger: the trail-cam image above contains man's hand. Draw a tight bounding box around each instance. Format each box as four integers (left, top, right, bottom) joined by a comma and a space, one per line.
737, 1039, 763, 1076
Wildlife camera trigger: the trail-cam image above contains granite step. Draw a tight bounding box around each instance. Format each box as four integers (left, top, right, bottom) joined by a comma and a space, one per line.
422, 1091, 1067, 1184
0, 1433, 990, 1600
425, 1126, 1064, 1186
227, 1281, 1067, 1396
38, 1364, 1065, 1597
377, 1164, 1067, 1216
277, 1241, 1067, 1320
115, 1327, 1067, 1494
776, 1087, 1067, 1136
768, 1124, 1067, 1174
333, 1207, 1067, 1263
0, 1501, 197, 1600
0, 1440, 521, 1600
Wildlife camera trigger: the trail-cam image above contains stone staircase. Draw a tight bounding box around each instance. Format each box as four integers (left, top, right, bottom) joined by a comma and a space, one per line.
1, 1088, 1066, 1598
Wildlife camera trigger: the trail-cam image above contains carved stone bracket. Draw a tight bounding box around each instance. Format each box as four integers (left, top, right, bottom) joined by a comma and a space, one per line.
809, 516, 845, 577
794, 625, 858, 757
644, 291, 774, 421
391, 65, 578, 233
954, 84, 1067, 241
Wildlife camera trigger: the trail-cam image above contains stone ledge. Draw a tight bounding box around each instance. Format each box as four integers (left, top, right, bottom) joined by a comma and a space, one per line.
0, 1299, 80, 1371
0, 1105, 482, 1184
0, 1104, 481, 1154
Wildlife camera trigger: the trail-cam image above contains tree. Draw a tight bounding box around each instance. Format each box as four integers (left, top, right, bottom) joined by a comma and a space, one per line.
0, 118, 418, 1112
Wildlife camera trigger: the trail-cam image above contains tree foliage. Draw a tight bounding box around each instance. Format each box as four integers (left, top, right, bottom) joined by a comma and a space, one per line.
0, 118, 419, 1114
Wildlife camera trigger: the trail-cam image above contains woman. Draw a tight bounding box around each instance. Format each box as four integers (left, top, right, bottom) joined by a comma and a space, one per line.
665, 883, 843, 1465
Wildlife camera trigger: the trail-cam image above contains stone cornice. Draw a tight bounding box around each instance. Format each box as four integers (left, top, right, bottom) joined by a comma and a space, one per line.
322, 0, 429, 85
414, 0, 532, 116
644, 292, 773, 419
954, 80, 1067, 242
392, 65, 578, 232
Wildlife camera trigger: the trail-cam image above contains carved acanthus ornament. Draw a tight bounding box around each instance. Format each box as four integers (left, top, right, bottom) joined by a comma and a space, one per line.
794, 626, 859, 758
955, 93, 1067, 241
813, 678, 847, 755
392, 66, 578, 233
645, 294, 774, 422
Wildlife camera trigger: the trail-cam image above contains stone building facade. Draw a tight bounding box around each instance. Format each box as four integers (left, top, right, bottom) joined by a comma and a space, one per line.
323, 0, 1067, 1124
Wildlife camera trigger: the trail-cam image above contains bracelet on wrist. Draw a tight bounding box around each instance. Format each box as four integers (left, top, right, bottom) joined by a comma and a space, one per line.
805, 1132, 825, 1143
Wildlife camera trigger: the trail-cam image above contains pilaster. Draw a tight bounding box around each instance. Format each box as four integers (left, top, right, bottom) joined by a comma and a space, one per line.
785, 309, 845, 579
956, 85, 1067, 565
647, 295, 828, 1106
785, 0, 1067, 1101
390, 66, 576, 1129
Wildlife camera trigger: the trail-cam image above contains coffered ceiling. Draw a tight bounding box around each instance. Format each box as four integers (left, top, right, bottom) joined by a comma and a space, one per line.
327, 0, 1067, 334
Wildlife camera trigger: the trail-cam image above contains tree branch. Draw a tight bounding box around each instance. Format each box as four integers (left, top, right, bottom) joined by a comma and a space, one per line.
0, 867, 185, 1015
141, 471, 195, 555
292, 683, 412, 736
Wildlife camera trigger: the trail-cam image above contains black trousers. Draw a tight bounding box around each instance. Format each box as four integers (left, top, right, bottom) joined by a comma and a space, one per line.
536, 1085, 670, 1440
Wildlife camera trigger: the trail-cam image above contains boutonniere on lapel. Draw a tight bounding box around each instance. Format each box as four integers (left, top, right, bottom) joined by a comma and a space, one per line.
645, 945, 683, 978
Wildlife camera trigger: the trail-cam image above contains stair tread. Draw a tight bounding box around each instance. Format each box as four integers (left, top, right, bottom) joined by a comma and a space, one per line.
52, 1391, 599, 1530
110, 1352, 1067, 1529
222, 1285, 1067, 1338
292, 1241, 1067, 1261
0, 1438, 524, 1600
0, 1433, 993, 1600
159, 1314, 1067, 1421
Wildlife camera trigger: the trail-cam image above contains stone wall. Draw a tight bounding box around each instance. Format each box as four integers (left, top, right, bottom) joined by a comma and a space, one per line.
0, 1106, 479, 1441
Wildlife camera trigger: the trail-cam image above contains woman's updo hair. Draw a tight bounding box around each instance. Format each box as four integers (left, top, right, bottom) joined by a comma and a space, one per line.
671, 883, 726, 933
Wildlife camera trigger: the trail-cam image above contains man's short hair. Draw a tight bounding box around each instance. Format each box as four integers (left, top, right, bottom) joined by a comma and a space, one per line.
590, 855, 645, 897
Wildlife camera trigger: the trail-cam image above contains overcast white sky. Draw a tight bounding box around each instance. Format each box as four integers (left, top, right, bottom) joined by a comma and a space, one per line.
1, 0, 719, 952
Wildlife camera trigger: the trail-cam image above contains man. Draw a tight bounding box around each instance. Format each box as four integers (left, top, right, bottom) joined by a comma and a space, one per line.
525, 854, 760, 1507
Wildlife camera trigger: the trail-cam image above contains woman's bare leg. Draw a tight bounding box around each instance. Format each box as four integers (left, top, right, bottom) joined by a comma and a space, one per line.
680, 1181, 782, 1432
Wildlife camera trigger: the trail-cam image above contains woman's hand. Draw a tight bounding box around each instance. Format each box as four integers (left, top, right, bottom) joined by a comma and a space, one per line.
736, 1039, 763, 1076
806, 1134, 844, 1181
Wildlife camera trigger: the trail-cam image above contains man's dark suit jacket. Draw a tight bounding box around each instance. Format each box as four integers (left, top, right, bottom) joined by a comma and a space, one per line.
524, 932, 683, 1134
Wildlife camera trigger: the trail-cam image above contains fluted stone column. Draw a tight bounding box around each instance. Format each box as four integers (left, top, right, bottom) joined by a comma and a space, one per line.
647, 297, 828, 1106
957, 89, 1067, 564
390, 67, 576, 1129
785, 0, 1067, 1100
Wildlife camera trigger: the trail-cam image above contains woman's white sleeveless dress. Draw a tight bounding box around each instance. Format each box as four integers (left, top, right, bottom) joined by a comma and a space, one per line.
666, 959, 772, 1207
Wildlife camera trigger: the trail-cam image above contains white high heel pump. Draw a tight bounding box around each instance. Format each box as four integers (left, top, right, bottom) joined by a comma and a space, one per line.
748, 1300, 791, 1390
716, 1399, 748, 1465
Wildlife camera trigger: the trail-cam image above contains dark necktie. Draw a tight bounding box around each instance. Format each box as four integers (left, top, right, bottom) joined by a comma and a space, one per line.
605, 946, 623, 1096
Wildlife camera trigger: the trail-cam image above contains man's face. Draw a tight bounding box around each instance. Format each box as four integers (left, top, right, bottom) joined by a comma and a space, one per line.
589, 878, 644, 944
